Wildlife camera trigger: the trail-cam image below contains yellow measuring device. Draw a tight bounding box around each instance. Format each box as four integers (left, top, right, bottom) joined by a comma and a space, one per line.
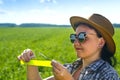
20, 60, 52, 67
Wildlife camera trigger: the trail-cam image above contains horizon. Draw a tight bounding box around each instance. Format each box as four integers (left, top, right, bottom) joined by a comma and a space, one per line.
0, 22, 120, 26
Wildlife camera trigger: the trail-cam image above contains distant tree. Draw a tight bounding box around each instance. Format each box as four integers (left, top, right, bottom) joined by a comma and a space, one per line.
19, 23, 70, 27
113, 23, 120, 28
0, 23, 17, 27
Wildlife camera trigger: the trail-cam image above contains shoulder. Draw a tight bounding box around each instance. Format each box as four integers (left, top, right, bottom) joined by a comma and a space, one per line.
100, 72, 120, 80
96, 60, 120, 79
88, 59, 117, 74
98, 61, 117, 74
86, 59, 120, 79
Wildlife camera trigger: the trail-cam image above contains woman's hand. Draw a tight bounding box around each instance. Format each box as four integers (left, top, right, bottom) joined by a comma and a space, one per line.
18, 49, 42, 80
18, 49, 35, 62
51, 60, 74, 80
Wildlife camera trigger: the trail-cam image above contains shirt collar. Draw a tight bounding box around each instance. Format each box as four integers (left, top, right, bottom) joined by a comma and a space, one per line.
86, 59, 105, 72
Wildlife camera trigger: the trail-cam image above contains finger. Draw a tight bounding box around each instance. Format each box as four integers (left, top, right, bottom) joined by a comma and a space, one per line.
52, 65, 60, 75
17, 55, 22, 60
20, 51, 28, 61
23, 54, 29, 62
29, 50, 35, 59
21, 53, 26, 61
23, 49, 31, 60
22, 52, 30, 62
17, 49, 29, 61
25, 49, 35, 59
51, 60, 65, 71
26, 50, 32, 60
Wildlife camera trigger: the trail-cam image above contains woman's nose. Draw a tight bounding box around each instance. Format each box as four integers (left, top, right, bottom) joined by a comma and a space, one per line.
74, 39, 81, 45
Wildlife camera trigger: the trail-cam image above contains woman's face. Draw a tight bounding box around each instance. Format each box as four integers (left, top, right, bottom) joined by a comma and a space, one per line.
73, 25, 104, 59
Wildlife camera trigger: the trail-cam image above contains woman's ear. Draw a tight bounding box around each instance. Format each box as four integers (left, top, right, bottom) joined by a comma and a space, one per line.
98, 37, 105, 48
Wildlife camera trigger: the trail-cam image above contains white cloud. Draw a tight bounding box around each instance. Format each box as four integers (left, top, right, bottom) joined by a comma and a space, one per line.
0, 10, 5, 14
40, 0, 44, 3
82, 6, 93, 11
40, 0, 57, 4
1, 8, 69, 25
105, 14, 120, 24
0, 9, 11, 14
1, 0, 120, 25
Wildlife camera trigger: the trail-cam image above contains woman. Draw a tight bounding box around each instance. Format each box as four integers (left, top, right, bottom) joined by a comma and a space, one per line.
18, 14, 120, 80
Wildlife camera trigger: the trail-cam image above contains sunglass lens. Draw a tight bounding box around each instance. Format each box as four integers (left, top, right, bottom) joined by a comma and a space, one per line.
78, 32, 86, 42
70, 34, 76, 43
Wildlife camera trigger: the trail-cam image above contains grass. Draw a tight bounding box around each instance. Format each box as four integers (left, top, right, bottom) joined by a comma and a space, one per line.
0, 27, 120, 80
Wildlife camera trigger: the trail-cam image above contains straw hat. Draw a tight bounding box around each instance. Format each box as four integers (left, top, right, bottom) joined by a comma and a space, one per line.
70, 14, 116, 54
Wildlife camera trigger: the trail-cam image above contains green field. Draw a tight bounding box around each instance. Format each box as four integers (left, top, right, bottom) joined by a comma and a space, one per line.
0, 27, 120, 80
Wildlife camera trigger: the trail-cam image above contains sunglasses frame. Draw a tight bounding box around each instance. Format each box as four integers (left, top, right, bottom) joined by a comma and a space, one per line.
70, 32, 87, 43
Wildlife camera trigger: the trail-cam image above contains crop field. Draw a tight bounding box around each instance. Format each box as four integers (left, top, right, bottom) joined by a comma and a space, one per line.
0, 27, 120, 80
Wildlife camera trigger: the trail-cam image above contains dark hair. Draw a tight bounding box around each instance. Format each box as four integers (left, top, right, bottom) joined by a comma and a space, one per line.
74, 22, 117, 67
101, 44, 116, 66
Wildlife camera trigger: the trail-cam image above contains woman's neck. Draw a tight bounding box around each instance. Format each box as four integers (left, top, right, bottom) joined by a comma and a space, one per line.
81, 50, 101, 69
82, 56, 100, 69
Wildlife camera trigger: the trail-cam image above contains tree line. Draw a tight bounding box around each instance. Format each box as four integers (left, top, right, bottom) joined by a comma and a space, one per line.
0, 23, 70, 27
0, 23, 119, 27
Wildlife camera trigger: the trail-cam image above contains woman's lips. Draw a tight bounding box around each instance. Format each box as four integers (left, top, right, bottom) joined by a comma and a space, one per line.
76, 48, 83, 50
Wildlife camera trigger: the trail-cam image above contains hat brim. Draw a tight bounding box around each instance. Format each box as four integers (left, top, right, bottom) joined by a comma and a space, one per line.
70, 16, 116, 54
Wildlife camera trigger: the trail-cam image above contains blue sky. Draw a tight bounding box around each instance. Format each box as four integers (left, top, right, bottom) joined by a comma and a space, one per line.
0, 0, 120, 25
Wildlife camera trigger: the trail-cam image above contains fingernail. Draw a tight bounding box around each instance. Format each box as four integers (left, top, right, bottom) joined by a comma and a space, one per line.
52, 59, 57, 63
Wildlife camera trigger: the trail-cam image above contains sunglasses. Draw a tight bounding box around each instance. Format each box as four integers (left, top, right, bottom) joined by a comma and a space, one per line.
70, 32, 87, 43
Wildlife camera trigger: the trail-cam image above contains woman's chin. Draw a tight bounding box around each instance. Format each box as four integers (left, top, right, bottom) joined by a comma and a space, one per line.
76, 52, 82, 58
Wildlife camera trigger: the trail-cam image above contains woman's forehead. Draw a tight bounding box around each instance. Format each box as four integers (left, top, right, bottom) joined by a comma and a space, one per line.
75, 25, 96, 34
